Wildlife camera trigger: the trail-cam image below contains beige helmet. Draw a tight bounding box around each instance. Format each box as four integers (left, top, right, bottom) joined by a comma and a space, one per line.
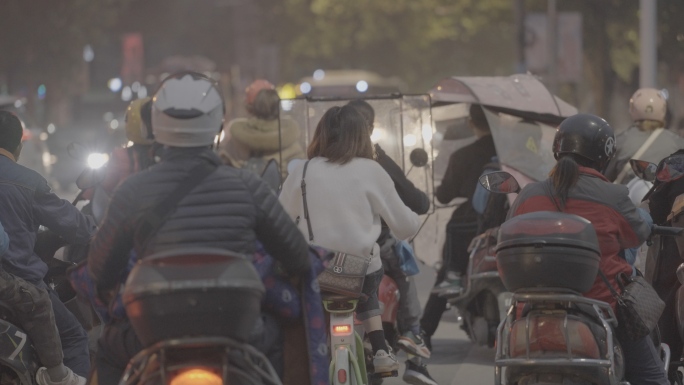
629, 88, 667, 124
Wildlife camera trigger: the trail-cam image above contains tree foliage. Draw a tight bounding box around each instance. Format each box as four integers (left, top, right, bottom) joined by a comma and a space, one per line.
259, 0, 514, 90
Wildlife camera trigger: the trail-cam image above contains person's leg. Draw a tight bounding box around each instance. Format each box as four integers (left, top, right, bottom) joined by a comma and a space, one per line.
357, 268, 398, 373
432, 220, 478, 296
96, 320, 144, 385
420, 262, 448, 350
248, 313, 284, 378
379, 237, 429, 358
620, 333, 669, 385
48, 288, 90, 378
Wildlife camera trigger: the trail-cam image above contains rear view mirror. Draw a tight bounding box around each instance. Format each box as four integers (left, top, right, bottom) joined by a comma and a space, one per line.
629, 159, 657, 182
76, 168, 106, 190
479, 171, 520, 194
656, 155, 684, 183
409, 148, 429, 168
261, 159, 281, 193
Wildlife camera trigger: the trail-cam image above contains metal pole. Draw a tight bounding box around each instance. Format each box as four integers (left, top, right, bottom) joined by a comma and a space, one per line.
547, 0, 558, 93
640, 0, 657, 87
514, 0, 526, 73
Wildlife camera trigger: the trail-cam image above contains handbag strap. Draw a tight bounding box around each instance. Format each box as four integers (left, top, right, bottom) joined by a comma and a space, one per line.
300, 160, 314, 242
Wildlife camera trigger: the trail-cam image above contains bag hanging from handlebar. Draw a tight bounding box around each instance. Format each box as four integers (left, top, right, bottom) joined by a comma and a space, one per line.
299, 160, 371, 298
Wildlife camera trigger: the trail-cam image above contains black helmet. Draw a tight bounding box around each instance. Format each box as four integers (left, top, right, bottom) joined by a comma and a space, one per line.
553, 113, 616, 170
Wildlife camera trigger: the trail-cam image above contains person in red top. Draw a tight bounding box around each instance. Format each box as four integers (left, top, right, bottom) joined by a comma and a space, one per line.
508, 113, 666, 385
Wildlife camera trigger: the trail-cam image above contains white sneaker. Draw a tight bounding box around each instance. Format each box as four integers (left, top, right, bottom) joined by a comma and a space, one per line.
36, 367, 86, 385
372, 349, 400, 373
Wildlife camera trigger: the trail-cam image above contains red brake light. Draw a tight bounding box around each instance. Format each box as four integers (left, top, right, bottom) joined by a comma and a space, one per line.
337, 369, 347, 383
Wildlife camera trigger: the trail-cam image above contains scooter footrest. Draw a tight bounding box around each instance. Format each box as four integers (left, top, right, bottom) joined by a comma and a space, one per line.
371, 370, 398, 379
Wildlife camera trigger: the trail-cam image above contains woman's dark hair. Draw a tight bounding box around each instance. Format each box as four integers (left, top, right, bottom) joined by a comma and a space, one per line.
0, 111, 23, 153
347, 99, 375, 133
469, 104, 490, 132
247, 89, 280, 120
307, 105, 374, 164
550, 153, 594, 207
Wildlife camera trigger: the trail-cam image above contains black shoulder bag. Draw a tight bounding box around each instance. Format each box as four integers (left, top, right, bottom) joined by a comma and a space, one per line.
300, 160, 371, 298
543, 181, 664, 341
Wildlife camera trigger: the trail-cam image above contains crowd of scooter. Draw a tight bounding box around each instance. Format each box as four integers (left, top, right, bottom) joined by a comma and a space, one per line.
1, 70, 684, 385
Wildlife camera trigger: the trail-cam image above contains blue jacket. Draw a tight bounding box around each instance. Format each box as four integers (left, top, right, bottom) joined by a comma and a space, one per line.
0, 154, 96, 284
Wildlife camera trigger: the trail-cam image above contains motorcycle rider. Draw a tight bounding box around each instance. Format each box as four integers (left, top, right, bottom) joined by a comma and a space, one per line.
86, 72, 311, 385
279, 104, 422, 374
347, 99, 437, 385
508, 113, 668, 385
420, 104, 497, 348
645, 148, 684, 382
218, 79, 305, 177
87, 97, 157, 199
0, 219, 85, 385
0, 110, 96, 379
605, 87, 684, 183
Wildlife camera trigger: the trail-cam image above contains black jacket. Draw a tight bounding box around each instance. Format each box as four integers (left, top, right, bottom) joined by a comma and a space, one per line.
375, 145, 429, 243
437, 135, 497, 219
88, 147, 310, 290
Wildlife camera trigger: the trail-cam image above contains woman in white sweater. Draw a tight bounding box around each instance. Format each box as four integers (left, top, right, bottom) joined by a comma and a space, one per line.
279, 105, 421, 373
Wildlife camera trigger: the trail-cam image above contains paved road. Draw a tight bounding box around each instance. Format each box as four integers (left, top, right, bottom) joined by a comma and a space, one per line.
384, 264, 496, 385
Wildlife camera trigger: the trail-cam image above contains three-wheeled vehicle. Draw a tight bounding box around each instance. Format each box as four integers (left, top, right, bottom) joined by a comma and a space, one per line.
422, 74, 577, 347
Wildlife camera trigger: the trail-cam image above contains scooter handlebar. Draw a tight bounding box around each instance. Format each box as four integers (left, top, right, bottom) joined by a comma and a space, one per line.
651, 225, 684, 237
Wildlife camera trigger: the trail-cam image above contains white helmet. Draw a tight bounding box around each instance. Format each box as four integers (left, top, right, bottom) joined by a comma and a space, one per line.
151, 72, 224, 147
629, 88, 667, 124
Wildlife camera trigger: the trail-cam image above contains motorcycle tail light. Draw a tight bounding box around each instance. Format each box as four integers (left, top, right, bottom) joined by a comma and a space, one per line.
333, 324, 352, 336
169, 368, 223, 385
509, 314, 600, 359
338, 368, 347, 383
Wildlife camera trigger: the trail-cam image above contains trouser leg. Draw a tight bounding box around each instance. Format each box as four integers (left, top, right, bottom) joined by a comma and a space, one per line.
420, 265, 448, 337
620, 333, 669, 385
444, 220, 478, 274
96, 320, 143, 385
49, 288, 90, 377
0, 270, 63, 368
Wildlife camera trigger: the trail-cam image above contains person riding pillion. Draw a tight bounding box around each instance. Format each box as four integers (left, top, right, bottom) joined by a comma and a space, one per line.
218, 79, 305, 177
86, 72, 311, 385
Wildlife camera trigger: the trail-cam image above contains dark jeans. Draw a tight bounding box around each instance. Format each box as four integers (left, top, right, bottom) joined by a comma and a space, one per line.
620, 333, 669, 385
0, 270, 63, 368
48, 287, 90, 377
357, 267, 385, 321
96, 315, 284, 385
420, 220, 478, 337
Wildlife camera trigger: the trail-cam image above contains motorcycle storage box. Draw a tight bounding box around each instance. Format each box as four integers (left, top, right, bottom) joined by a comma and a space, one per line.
496, 212, 600, 292
123, 248, 265, 347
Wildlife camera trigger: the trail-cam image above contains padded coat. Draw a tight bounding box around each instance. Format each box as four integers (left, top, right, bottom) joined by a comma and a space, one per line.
87, 147, 310, 290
